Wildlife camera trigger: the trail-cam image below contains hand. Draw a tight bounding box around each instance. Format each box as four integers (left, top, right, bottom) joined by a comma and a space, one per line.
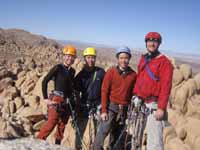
155, 109, 164, 120
101, 112, 109, 121
44, 99, 57, 105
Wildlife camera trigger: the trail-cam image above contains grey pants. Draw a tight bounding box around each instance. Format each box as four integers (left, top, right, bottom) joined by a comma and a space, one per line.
146, 110, 167, 150
94, 103, 127, 150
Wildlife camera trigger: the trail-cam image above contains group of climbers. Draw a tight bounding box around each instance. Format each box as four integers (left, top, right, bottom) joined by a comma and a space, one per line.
37, 32, 173, 150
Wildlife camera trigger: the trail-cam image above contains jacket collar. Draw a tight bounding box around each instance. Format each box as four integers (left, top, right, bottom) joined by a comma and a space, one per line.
116, 66, 132, 78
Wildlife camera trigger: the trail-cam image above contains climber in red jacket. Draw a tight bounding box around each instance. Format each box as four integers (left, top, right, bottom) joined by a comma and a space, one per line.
94, 46, 137, 150
133, 32, 173, 150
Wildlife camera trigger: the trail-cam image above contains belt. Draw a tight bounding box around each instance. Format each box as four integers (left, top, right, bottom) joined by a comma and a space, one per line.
138, 96, 158, 104
110, 101, 129, 107
133, 96, 157, 114
145, 101, 158, 114
146, 108, 157, 114
80, 103, 97, 110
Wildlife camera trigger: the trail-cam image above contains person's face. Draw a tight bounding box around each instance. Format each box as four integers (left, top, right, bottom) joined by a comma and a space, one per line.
84, 55, 96, 68
146, 40, 160, 53
117, 53, 130, 69
63, 54, 75, 66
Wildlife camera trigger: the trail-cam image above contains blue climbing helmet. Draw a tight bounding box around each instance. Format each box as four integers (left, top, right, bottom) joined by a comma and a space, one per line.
116, 46, 132, 58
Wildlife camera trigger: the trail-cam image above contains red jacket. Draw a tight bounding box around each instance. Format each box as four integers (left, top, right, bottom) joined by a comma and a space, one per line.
133, 54, 173, 110
101, 67, 137, 113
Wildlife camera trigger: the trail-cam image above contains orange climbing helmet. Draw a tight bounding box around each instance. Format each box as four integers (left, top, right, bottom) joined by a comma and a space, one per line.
63, 45, 77, 56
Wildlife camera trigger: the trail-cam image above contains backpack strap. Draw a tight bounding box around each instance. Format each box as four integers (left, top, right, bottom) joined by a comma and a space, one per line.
144, 56, 159, 81
86, 69, 97, 94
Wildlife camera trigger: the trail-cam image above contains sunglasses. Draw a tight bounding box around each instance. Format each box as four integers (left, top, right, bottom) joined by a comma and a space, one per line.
146, 38, 160, 43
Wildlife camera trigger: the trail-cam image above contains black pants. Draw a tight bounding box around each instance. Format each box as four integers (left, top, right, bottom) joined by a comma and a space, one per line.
94, 103, 127, 150
75, 109, 99, 150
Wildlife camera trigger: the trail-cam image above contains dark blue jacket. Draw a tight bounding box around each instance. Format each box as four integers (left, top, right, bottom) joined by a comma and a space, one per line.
74, 66, 105, 105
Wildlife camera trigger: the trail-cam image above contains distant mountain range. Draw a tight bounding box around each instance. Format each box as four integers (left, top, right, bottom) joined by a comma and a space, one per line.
57, 40, 115, 50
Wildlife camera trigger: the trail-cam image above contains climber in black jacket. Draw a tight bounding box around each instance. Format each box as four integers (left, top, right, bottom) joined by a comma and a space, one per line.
37, 45, 77, 145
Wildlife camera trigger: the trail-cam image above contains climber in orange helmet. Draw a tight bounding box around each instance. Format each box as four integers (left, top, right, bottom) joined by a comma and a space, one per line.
37, 45, 77, 145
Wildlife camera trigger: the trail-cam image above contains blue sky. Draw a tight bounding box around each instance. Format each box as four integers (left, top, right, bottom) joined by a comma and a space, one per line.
0, 0, 199, 54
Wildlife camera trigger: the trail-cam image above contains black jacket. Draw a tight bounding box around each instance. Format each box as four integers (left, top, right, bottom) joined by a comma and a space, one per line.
42, 64, 75, 99
74, 66, 105, 105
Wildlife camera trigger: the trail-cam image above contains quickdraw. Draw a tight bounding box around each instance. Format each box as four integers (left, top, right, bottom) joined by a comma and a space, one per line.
113, 96, 149, 150
88, 104, 101, 150
125, 96, 149, 150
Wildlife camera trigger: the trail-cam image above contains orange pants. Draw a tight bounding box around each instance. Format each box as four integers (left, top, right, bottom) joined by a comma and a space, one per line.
37, 105, 70, 140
